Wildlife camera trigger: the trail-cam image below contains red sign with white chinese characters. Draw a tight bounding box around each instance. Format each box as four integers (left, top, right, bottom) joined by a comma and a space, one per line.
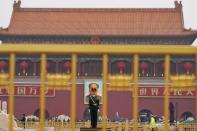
138, 86, 196, 98
0, 85, 55, 97
0, 85, 195, 98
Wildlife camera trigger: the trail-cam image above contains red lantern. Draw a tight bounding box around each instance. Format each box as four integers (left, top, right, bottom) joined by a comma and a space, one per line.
184, 62, 192, 74
116, 62, 126, 74
20, 61, 28, 74
0, 61, 7, 73
91, 36, 100, 44
64, 61, 71, 73
140, 62, 148, 74
46, 62, 51, 70
161, 63, 165, 69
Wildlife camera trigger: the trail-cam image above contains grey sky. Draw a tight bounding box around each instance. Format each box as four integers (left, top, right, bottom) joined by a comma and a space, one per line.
0, 0, 197, 45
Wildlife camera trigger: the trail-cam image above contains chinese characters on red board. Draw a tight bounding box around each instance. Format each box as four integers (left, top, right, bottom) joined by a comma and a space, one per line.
0, 86, 195, 98
0, 85, 55, 97
139, 87, 195, 98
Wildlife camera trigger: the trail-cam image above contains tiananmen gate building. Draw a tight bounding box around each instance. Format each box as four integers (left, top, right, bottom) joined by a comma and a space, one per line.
0, 0, 197, 122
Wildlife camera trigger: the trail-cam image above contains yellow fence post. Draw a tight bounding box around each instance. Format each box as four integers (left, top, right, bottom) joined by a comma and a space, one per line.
39, 53, 46, 131
196, 54, 197, 131
102, 54, 108, 131
180, 125, 184, 131
71, 54, 77, 131
125, 119, 129, 131
164, 54, 170, 131
8, 53, 15, 131
133, 54, 139, 131
118, 122, 122, 131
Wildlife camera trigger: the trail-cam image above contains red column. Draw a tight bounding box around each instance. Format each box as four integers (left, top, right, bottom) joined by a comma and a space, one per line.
33, 61, 37, 76
108, 61, 111, 74
153, 63, 156, 76
55, 61, 59, 73
77, 61, 80, 76
131, 60, 133, 75
176, 62, 179, 74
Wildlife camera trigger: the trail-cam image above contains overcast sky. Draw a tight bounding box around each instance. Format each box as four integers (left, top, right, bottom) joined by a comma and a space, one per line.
0, 0, 197, 45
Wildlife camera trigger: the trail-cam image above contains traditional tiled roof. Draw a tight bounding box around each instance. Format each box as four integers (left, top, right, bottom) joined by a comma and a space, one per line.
0, 0, 196, 36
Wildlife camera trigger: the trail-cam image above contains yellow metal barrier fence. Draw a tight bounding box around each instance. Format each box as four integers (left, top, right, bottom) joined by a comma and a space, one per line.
0, 44, 197, 131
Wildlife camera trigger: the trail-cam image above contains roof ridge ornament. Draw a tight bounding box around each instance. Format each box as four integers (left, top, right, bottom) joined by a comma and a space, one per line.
174, 1, 182, 10
13, 0, 21, 9
0, 27, 8, 32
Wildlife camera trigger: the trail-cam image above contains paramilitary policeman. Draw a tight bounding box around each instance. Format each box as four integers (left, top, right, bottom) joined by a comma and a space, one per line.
88, 83, 100, 128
